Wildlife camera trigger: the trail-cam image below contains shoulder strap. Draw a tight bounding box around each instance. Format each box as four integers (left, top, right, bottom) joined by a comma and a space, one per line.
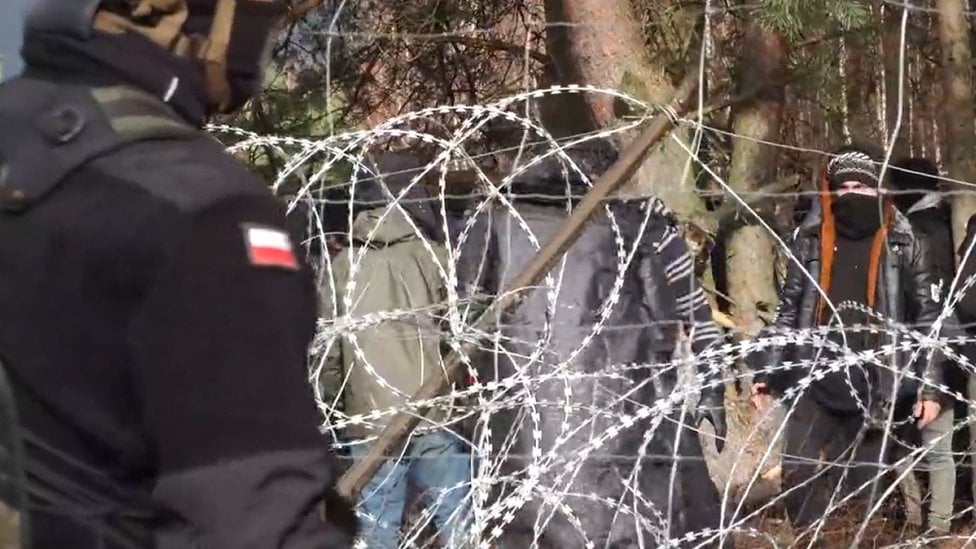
0, 77, 198, 214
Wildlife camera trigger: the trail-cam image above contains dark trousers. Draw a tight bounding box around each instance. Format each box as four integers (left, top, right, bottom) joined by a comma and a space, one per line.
781, 396, 875, 529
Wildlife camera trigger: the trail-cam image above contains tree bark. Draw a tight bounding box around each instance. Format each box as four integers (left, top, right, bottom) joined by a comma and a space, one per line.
935, 0, 976, 507
845, 21, 885, 145
883, 3, 912, 158
935, 0, 976, 252
542, 0, 712, 230
544, 0, 671, 126
724, 22, 787, 333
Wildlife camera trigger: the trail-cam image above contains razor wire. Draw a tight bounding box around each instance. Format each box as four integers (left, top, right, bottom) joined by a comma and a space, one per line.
199, 76, 976, 548
210, 3, 973, 536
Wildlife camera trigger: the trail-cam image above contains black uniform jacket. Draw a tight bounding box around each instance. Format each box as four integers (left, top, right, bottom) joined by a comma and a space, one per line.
0, 29, 355, 548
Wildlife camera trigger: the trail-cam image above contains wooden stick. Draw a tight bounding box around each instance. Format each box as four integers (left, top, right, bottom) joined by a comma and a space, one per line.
336, 73, 700, 500
287, 0, 326, 23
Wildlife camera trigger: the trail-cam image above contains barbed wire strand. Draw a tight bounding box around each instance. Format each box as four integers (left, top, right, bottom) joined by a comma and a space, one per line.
208, 3, 976, 546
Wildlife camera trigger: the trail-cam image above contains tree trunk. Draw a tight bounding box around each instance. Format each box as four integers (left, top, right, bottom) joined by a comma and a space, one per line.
910, 50, 926, 157
838, 37, 852, 141
542, 0, 712, 230
935, 0, 976, 507
935, 0, 976, 252
840, 17, 885, 151
539, 0, 600, 138
883, 3, 912, 158
724, 22, 787, 333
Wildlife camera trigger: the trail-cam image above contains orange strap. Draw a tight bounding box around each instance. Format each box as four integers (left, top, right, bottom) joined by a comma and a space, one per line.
816, 170, 834, 323
865, 203, 894, 309
816, 170, 894, 322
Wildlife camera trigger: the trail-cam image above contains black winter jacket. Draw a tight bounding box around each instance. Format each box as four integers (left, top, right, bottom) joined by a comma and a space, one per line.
456, 184, 726, 548
903, 193, 955, 307
0, 31, 355, 548
955, 213, 976, 325
755, 204, 954, 409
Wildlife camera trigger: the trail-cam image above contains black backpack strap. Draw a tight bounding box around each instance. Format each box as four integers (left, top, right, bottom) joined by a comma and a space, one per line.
0, 77, 197, 213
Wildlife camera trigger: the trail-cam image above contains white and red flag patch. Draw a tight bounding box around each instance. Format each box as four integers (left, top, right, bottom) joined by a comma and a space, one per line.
242, 224, 299, 270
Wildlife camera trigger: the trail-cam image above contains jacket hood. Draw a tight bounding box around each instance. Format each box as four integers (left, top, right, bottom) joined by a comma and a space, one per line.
505, 140, 619, 205
353, 152, 445, 244
350, 207, 418, 245
907, 191, 943, 215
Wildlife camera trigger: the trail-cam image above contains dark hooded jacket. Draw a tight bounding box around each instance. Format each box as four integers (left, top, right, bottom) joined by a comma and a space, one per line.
754, 188, 955, 414
890, 158, 955, 307
901, 193, 955, 307
455, 152, 726, 548
317, 152, 461, 439
954, 214, 976, 326
318, 204, 452, 439
0, 17, 355, 549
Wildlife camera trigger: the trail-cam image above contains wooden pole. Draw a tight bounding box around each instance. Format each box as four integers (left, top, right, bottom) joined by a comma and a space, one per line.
336, 72, 700, 500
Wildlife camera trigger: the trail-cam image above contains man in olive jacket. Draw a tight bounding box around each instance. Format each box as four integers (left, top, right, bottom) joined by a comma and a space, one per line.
319, 153, 470, 548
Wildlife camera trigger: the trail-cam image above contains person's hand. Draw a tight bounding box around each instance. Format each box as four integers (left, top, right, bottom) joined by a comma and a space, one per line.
750, 381, 773, 413
913, 398, 941, 428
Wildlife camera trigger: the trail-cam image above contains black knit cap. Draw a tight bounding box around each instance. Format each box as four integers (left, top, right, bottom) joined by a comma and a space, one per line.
826, 142, 885, 190
510, 138, 619, 201
892, 157, 939, 193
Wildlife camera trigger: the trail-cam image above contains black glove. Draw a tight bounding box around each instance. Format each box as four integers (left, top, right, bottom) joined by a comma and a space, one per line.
696, 388, 727, 453
322, 486, 360, 542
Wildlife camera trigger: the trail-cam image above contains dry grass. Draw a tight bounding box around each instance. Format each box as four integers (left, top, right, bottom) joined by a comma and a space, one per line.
702, 384, 976, 548
729, 501, 943, 548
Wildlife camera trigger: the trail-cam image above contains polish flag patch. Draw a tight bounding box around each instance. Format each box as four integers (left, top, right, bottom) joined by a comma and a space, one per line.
242, 224, 299, 270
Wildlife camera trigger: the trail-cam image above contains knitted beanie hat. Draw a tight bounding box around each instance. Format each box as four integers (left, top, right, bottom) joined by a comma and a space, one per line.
892, 157, 939, 193
826, 143, 884, 190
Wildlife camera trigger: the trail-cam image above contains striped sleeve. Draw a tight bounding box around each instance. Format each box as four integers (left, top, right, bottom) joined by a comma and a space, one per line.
645, 199, 724, 355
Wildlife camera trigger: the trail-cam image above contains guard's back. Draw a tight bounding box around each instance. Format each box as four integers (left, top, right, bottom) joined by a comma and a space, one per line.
0, 75, 202, 549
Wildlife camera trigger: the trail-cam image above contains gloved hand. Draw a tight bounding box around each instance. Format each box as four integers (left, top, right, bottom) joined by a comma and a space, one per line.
322, 486, 360, 542
696, 387, 727, 453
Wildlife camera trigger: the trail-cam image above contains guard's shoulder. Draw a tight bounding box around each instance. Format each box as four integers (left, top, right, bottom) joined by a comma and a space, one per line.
0, 77, 271, 214
87, 135, 272, 214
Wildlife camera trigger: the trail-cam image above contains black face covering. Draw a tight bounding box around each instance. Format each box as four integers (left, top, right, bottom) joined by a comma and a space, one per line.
183, 0, 285, 111
832, 193, 885, 239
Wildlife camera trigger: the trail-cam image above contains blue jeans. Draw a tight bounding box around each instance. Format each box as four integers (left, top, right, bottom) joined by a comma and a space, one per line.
351, 430, 471, 548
